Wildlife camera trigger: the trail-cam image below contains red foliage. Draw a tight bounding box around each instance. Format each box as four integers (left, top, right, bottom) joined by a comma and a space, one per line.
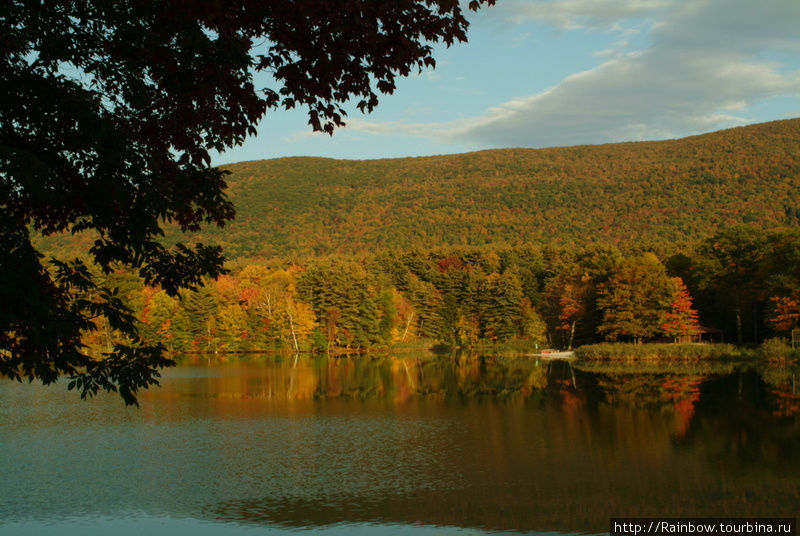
239, 287, 261, 307
662, 376, 704, 437
436, 255, 464, 272
770, 295, 800, 331
558, 282, 586, 331
772, 385, 800, 417
660, 278, 700, 338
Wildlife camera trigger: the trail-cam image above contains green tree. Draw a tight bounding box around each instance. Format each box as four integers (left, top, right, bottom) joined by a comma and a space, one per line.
520, 297, 548, 345
298, 260, 382, 349
597, 253, 676, 343
692, 226, 767, 343
481, 271, 523, 342
405, 274, 444, 340
140, 289, 182, 351
2, 0, 493, 402
183, 286, 218, 350
216, 304, 250, 352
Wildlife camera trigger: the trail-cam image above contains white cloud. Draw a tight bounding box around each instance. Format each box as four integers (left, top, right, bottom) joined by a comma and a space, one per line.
491, 0, 671, 30
340, 0, 800, 148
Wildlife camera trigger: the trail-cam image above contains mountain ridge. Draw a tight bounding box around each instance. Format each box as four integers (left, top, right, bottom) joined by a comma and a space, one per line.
37, 118, 800, 261
227, 117, 800, 165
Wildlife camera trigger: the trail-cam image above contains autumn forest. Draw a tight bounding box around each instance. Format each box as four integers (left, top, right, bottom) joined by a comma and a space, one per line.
50, 119, 800, 353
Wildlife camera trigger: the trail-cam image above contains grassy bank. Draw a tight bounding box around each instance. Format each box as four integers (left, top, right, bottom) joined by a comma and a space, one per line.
575, 340, 800, 361
574, 343, 745, 361
758, 338, 800, 361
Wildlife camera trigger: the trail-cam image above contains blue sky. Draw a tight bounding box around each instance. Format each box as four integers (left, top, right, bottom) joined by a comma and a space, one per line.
213, 0, 800, 165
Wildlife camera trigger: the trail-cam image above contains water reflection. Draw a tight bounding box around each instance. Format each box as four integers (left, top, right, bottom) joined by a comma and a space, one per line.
166, 353, 582, 404
1, 354, 799, 535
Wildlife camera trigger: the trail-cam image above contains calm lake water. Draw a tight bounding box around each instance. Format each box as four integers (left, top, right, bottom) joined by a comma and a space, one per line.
1, 354, 799, 535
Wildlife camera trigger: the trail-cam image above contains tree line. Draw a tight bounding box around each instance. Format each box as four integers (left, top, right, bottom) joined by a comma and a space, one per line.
82, 224, 799, 353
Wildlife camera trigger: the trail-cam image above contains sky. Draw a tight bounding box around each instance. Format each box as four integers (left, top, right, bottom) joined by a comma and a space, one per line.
212, 0, 800, 165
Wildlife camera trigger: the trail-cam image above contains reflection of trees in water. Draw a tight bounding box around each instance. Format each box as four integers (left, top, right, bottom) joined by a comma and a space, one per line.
180, 354, 583, 402
202, 366, 800, 533
662, 376, 704, 436
759, 363, 800, 417
148, 356, 800, 532
171, 356, 800, 431
576, 364, 800, 474
586, 372, 706, 437
771, 383, 800, 417
680, 369, 800, 475
167, 355, 800, 481
168, 356, 800, 483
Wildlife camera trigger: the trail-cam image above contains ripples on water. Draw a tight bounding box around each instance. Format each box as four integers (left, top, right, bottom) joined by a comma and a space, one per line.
1, 354, 799, 535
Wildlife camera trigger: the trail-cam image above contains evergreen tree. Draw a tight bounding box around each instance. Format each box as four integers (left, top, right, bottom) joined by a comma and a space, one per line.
184, 286, 218, 346
481, 271, 523, 342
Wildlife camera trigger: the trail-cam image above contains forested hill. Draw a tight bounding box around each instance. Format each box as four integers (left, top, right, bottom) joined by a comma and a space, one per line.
42, 118, 800, 260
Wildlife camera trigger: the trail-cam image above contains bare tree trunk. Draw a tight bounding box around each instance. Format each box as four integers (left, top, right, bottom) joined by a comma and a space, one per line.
567, 320, 576, 350
286, 299, 299, 353
402, 360, 415, 389
401, 311, 414, 342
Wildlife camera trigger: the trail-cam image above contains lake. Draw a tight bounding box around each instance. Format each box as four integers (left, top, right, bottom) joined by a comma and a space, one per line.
1, 354, 799, 535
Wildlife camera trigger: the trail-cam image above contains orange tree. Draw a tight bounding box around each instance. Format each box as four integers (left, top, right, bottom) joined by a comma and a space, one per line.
660, 277, 701, 341
770, 295, 800, 332
0, 0, 494, 403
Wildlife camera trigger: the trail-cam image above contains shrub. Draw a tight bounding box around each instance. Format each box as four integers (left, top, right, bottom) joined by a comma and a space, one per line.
758, 338, 799, 361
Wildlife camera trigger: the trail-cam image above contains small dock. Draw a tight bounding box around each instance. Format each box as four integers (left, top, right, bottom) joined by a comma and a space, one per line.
533, 350, 575, 360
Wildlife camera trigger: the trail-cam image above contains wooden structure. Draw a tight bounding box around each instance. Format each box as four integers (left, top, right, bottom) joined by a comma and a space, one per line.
677, 326, 725, 344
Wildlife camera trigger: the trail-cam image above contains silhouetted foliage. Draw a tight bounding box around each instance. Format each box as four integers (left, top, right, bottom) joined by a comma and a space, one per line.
1, 0, 494, 403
